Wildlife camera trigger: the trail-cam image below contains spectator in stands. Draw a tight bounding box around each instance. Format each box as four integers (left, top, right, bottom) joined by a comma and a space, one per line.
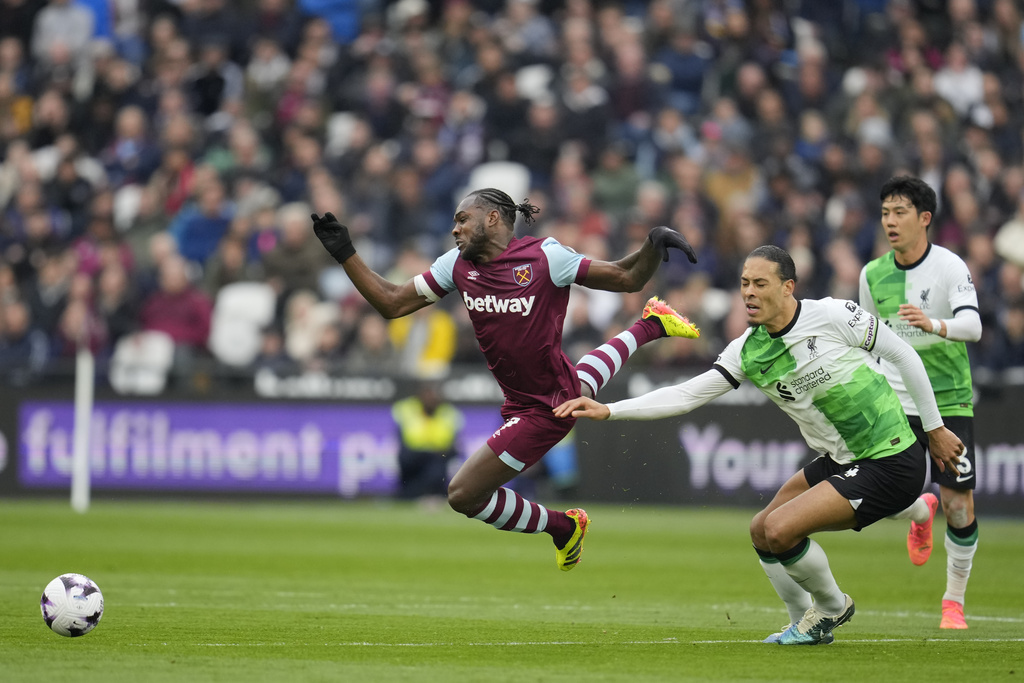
167, 175, 236, 268
138, 253, 213, 375
343, 313, 399, 373
100, 105, 161, 189
30, 0, 95, 76
261, 201, 333, 298
51, 271, 107, 359
508, 97, 563, 190
984, 296, 1024, 371
0, 298, 49, 385
281, 287, 336, 366
651, 24, 711, 117
180, 0, 251, 64
95, 261, 137, 346
203, 233, 265, 297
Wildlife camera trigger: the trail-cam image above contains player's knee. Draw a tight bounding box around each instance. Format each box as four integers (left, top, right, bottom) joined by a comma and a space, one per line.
749, 510, 769, 548
446, 480, 480, 516
762, 514, 795, 553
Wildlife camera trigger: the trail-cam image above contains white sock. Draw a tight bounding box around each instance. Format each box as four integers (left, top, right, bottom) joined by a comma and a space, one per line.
943, 531, 978, 604
760, 559, 812, 623
781, 539, 847, 615
888, 496, 930, 523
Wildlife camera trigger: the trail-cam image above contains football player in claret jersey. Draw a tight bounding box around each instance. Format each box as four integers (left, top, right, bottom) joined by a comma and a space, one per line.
312, 188, 700, 571
860, 176, 982, 629
555, 245, 965, 644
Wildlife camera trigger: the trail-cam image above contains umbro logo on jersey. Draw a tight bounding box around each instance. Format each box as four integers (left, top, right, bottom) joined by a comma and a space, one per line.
467, 271, 480, 280
462, 291, 536, 316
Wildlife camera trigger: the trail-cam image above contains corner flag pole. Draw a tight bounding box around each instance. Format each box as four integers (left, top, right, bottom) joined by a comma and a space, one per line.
71, 342, 94, 513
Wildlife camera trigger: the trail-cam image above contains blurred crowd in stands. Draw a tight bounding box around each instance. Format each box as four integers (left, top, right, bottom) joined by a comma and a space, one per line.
1, 0, 1024, 392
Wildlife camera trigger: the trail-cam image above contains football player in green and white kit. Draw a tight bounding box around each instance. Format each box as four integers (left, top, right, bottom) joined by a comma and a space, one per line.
554, 245, 965, 645
860, 175, 981, 630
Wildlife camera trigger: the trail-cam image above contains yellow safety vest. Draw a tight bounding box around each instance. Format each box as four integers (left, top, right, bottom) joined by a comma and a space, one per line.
391, 397, 463, 452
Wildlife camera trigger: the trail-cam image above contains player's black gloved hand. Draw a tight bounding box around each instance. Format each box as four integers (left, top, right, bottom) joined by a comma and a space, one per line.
647, 225, 698, 263
311, 212, 356, 263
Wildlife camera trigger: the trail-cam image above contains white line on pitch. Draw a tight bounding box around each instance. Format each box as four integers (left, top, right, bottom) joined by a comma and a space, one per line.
125, 638, 1024, 648
691, 638, 1024, 644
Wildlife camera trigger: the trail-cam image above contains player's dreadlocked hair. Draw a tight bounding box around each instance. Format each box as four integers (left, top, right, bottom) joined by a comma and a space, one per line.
469, 188, 540, 227
748, 244, 798, 284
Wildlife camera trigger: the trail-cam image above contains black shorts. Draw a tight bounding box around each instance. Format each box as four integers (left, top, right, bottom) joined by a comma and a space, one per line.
907, 414, 977, 491
803, 442, 927, 531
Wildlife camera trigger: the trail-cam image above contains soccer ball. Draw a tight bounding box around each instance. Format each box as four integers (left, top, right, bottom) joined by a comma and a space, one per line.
40, 573, 104, 637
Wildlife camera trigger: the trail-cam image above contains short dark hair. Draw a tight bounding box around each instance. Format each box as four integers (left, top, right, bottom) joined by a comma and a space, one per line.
468, 188, 540, 228
879, 175, 937, 225
747, 244, 798, 283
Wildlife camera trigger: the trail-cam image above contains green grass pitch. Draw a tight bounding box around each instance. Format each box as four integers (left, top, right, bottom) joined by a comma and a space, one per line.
1, 498, 1021, 682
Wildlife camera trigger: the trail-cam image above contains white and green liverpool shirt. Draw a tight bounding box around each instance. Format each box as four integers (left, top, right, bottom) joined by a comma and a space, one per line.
859, 244, 977, 418
606, 298, 943, 465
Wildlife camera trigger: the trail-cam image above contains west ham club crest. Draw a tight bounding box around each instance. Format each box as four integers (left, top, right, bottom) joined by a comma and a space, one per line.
513, 264, 533, 287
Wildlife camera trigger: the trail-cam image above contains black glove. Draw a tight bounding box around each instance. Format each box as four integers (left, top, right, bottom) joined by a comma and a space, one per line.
647, 225, 698, 263
311, 212, 356, 263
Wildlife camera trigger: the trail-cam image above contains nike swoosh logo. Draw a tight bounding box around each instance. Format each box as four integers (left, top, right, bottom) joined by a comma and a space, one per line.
876, 297, 890, 304
956, 473, 974, 483
760, 361, 776, 375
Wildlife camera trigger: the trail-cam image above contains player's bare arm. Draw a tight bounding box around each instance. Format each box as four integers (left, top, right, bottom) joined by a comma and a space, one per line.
341, 254, 433, 319
553, 396, 611, 420
925, 425, 966, 474
582, 226, 697, 292
312, 211, 432, 319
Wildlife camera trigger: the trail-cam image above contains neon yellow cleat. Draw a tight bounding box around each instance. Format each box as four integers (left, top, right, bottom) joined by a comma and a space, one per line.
908, 492, 939, 566
940, 600, 968, 629
556, 509, 590, 571
642, 296, 700, 339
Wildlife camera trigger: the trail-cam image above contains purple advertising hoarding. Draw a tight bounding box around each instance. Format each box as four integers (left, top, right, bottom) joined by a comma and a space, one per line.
19, 401, 503, 497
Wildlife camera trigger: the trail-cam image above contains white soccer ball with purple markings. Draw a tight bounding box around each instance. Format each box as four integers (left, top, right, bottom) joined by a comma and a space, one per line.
40, 573, 104, 637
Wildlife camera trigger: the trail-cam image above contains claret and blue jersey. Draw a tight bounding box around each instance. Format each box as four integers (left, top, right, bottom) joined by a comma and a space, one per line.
413, 236, 592, 410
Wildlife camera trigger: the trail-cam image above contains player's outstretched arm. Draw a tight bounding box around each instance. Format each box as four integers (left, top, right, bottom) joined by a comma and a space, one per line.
553, 396, 611, 420
312, 212, 431, 319
581, 226, 696, 292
